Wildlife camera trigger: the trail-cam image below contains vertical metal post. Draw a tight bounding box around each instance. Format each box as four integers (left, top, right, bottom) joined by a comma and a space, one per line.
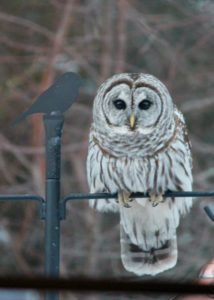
43, 112, 64, 300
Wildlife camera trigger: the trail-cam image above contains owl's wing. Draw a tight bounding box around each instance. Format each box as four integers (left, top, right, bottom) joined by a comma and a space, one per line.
181, 120, 193, 169
86, 130, 119, 213
174, 105, 193, 169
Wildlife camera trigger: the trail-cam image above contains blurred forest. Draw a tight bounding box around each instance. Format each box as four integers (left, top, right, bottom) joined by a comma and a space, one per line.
0, 0, 214, 299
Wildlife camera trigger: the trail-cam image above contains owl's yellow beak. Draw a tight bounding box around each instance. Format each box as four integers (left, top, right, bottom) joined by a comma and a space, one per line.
129, 114, 135, 129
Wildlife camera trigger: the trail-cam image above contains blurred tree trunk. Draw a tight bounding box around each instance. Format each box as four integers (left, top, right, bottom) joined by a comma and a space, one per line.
115, 0, 127, 73
87, 0, 117, 277
99, 0, 115, 83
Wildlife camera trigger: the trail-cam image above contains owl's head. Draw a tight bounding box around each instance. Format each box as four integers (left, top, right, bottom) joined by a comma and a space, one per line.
93, 73, 174, 135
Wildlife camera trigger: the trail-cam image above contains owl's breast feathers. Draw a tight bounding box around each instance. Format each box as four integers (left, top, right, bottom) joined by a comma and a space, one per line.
92, 113, 180, 159
88, 107, 192, 197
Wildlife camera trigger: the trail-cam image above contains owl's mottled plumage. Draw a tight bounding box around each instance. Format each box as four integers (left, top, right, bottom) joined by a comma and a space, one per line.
87, 73, 192, 276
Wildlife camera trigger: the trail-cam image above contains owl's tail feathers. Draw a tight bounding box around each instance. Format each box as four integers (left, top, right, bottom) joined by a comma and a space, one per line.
120, 226, 177, 276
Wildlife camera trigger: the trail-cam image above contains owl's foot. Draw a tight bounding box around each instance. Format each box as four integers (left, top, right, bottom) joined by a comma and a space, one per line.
148, 190, 166, 207
117, 191, 133, 208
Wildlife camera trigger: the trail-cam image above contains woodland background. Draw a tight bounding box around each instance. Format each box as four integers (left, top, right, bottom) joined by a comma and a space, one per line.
0, 0, 214, 299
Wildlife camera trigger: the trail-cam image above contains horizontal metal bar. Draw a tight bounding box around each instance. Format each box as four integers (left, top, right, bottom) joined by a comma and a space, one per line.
0, 194, 45, 219
61, 190, 214, 202
0, 194, 44, 202
1, 191, 213, 204
1, 191, 214, 221
59, 190, 214, 220
0, 276, 213, 295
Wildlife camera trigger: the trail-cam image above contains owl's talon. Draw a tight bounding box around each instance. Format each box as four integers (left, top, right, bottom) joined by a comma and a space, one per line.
148, 191, 164, 207
118, 191, 132, 208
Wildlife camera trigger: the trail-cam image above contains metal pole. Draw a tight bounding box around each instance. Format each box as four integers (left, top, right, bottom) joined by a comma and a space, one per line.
43, 112, 64, 300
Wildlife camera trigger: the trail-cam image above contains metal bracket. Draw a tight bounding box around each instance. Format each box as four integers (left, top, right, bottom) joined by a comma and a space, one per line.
204, 205, 214, 222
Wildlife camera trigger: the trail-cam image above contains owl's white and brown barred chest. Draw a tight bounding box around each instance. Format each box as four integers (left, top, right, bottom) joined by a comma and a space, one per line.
87, 73, 193, 276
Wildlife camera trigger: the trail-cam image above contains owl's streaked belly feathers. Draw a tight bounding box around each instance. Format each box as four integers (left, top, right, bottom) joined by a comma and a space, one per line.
87, 109, 192, 215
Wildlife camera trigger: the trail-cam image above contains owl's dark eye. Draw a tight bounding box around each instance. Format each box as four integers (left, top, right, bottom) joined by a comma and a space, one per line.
113, 99, 126, 110
138, 99, 152, 110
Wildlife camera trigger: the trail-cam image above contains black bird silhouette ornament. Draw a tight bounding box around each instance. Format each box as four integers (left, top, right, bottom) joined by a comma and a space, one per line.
11, 72, 83, 126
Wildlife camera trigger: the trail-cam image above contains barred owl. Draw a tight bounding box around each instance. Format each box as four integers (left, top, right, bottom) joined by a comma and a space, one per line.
87, 73, 192, 276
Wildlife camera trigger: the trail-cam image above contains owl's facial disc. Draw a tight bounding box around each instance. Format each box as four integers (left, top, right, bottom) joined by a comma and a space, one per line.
102, 84, 162, 135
